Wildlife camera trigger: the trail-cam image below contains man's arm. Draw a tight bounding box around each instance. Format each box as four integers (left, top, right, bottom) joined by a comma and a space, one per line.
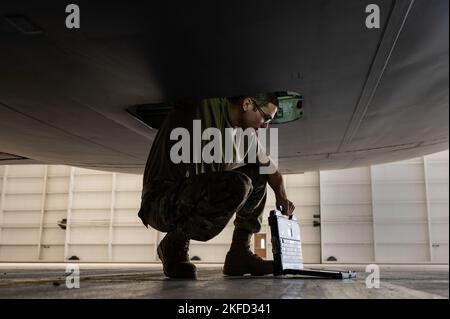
267, 169, 295, 216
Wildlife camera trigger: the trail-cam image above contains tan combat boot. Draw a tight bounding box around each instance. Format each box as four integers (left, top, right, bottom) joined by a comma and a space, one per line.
223, 228, 273, 276
157, 229, 197, 279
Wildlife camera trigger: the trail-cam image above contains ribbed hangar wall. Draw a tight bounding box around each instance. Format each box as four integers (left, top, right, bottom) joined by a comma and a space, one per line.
320, 150, 449, 264
0, 151, 448, 264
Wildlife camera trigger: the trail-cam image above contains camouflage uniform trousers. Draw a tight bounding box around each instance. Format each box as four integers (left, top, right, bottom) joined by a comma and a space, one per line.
138, 164, 267, 241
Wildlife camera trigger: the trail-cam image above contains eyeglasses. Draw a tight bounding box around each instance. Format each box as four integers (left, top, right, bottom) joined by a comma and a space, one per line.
251, 99, 274, 124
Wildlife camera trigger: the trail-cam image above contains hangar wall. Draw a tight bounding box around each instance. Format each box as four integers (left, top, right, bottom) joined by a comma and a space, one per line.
320, 150, 449, 263
0, 150, 447, 264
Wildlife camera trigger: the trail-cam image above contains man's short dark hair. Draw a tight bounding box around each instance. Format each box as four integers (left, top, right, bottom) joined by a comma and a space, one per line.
227, 93, 279, 108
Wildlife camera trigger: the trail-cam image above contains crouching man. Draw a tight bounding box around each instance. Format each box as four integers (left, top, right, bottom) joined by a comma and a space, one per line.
138, 94, 295, 278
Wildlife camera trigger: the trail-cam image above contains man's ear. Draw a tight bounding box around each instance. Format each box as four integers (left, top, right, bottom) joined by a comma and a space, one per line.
242, 97, 253, 112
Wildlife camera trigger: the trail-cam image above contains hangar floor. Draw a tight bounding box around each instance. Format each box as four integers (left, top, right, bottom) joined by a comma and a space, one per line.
0, 264, 447, 299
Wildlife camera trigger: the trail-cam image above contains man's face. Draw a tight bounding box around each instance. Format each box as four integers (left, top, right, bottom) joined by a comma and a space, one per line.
240, 98, 278, 129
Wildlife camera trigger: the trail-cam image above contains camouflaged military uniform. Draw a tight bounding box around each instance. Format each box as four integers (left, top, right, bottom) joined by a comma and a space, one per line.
138, 98, 267, 241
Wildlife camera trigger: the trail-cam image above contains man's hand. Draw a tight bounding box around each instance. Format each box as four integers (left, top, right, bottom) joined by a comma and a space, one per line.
267, 171, 295, 216
276, 196, 295, 216
267, 169, 296, 216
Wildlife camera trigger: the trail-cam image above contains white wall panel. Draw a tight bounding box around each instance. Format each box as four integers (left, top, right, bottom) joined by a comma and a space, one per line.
115, 209, 143, 224
425, 150, 449, 263
4, 194, 42, 211
6, 178, 43, 194
322, 223, 374, 243
320, 166, 370, 183
7, 165, 45, 178
68, 245, 109, 261
372, 158, 430, 263
47, 165, 70, 176
73, 174, 112, 192
115, 192, 140, 209
430, 223, 449, 242
45, 194, 68, 210
429, 203, 449, 220
298, 225, 320, 242
71, 209, 110, 224
376, 244, 430, 263
110, 173, 153, 262
75, 168, 107, 176
1, 228, 39, 245
70, 226, 110, 244
373, 203, 428, 221
373, 183, 426, 202
40, 167, 68, 261
428, 183, 449, 201
376, 223, 429, 243
0, 165, 44, 261
112, 245, 155, 262
46, 177, 70, 193
322, 184, 372, 204
301, 244, 321, 263
286, 187, 320, 204
432, 245, 449, 263
320, 167, 374, 263
372, 160, 425, 181
426, 163, 449, 181
116, 174, 142, 191
43, 210, 67, 225
41, 228, 66, 244
322, 244, 375, 263
2, 211, 41, 225
320, 203, 372, 219
189, 244, 230, 263
72, 193, 112, 209
40, 246, 65, 261
113, 226, 155, 243
0, 246, 37, 261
